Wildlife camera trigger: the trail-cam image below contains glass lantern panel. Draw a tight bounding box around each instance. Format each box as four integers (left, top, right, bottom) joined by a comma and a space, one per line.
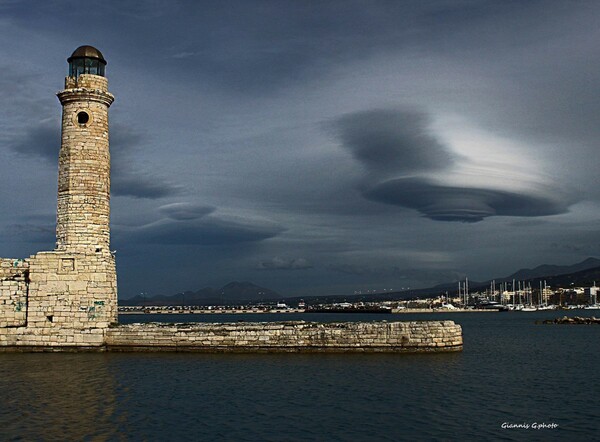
70, 58, 105, 78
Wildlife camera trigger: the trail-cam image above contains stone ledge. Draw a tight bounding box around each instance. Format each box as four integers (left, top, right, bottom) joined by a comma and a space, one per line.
104, 320, 463, 353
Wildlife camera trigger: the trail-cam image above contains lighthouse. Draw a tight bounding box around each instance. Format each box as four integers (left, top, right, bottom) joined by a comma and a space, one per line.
33, 45, 118, 329
56, 46, 114, 253
0, 46, 119, 343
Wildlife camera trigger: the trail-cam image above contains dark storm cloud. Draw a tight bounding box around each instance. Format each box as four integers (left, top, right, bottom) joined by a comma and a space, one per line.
9, 122, 59, 161
110, 123, 143, 152
121, 216, 284, 246
111, 175, 181, 199
158, 203, 215, 220
257, 257, 312, 270
328, 263, 463, 283
158, 2, 423, 93
156, 1, 554, 94
0, 66, 51, 115
365, 177, 569, 223
110, 124, 182, 199
8, 123, 180, 199
335, 109, 456, 176
4, 222, 55, 245
0, 1, 492, 94
335, 108, 573, 222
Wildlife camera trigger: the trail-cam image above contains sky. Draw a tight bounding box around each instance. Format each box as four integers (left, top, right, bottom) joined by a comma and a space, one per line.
1, 0, 600, 299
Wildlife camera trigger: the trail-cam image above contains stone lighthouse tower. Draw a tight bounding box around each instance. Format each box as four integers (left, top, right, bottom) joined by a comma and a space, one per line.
39, 45, 118, 326
56, 46, 114, 253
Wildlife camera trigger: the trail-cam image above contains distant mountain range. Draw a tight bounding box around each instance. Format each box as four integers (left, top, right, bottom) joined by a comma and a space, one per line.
121, 281, 280, 306
503, 257, 600, 282
121, 257, 600, 306
427, 257, 600, 292
511, 262, 600, 290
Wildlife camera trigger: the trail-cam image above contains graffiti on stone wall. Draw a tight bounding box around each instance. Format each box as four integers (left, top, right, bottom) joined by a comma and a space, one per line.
0, 279, 27, 327
87, 300, 105, 320
13, 301, 23, 312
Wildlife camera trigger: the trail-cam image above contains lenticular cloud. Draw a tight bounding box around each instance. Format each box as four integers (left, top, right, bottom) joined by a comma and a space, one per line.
335, 108, 571, 222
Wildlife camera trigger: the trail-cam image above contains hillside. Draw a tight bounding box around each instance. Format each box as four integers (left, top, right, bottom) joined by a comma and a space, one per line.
121, 281, 280, 306
503, 257, 600, 282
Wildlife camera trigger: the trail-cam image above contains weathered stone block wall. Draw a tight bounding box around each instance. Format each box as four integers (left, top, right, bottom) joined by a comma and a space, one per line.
0, 259, 28, 328
0, 258, 28, 279
65, 74, 108, 91
0, 250, 117, 348
106, 321, 463, 353
27, 251, 117, 329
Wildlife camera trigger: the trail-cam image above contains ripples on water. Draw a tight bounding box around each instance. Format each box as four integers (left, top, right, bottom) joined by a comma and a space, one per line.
1, 311, 598, 441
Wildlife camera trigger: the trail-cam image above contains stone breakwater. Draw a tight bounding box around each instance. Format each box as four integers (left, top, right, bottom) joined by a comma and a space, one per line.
0, 320, 463, 353
106, 320, 463, 353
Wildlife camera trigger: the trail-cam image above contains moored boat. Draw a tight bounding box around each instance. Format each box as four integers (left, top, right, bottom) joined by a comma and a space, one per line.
477, 301, 509, 312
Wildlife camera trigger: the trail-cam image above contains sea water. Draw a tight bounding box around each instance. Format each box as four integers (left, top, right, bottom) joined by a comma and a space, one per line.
0, 311, 598, 441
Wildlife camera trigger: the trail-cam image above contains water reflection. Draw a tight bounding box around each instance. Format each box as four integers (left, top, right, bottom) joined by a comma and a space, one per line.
0, 354, 120, 441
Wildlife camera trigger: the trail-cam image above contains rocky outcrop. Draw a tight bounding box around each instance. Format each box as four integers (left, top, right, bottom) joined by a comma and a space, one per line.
540, 316, 600, 324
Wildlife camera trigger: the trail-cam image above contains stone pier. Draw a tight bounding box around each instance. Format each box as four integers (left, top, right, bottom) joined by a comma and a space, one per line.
106, 320, 463, 353
0, 320, 462, 353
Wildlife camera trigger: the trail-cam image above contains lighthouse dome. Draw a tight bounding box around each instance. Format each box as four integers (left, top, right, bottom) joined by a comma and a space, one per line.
67, 45, 106, 78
